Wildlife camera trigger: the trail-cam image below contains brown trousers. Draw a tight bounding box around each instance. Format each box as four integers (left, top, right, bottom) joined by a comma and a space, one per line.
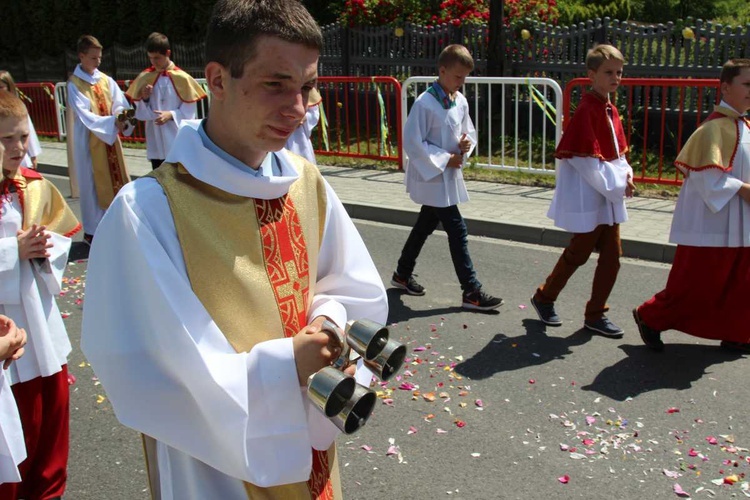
534, 224, 622, 321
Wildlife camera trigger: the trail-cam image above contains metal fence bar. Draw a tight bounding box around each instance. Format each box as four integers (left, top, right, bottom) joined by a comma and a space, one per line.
17, 83, 58, 138
313, 76, 402, 165
402, 76, 564, 174
563, 77, 722, 185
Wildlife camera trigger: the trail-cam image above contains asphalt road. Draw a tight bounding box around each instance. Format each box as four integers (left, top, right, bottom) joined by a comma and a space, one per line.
45, 175, 750, 500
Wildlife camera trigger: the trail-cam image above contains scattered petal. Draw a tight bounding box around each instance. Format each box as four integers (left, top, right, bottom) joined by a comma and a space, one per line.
558, 475, 570, 484
361, 445, 372, 451
96, 395, 106, 404
67, 373, 76, 385
667, 407, 680, 414
663, 469, 681, 479
673, 483, 690, 497
407, 426, 418, 435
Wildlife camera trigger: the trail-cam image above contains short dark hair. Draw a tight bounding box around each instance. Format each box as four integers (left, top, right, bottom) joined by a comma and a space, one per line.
146, 32, 170, 54
720, 59, 750, 85
205, 0, 322, 78
438, 44, 474, 71
77, 35, 103, 54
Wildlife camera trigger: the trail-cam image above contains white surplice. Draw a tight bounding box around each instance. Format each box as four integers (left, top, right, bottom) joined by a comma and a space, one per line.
67, 65, 131, 235
20, 116, 41, 169
285, 104, 320, 164
81, 122, 388, 499
0, 194, 72, 385
403, 90, 477, 208
134, 75, 197, 161
0, 369, 25, 484
670, 101, 750, 247
547, 109, 633, 234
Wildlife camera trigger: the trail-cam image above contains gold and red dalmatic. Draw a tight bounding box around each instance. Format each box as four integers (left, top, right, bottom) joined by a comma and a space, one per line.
150, 156, 340, 500
69, 75, 131, 209
1, 167, 81, 236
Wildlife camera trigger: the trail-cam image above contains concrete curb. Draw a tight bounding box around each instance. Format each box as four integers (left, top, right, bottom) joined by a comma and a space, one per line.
343, 201, 676, 264
40, 162, 676, 264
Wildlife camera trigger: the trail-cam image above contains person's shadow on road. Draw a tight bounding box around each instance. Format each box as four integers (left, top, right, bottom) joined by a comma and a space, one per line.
387, 288, 472, 323
581, 344, 745, 401
454, 318, 593, 380
69, 241, 90, 262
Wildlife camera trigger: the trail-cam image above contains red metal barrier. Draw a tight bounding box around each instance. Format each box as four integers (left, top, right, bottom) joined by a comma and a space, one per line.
17, 83, 59, 139
564, 78, 721, 186
315, 77, 402, 165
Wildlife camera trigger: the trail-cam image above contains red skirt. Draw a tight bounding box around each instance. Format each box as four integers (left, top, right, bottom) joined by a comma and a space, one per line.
639, 245, 750, 343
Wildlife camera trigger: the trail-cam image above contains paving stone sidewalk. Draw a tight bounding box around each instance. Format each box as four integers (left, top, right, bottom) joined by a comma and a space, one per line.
36, 141, 677, 262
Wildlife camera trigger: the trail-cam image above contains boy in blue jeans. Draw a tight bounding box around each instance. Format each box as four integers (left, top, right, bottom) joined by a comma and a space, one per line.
392, 44, 503, 311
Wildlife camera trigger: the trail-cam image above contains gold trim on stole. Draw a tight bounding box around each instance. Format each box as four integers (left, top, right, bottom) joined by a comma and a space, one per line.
70, 75, 131, 209
126, 63, 207, 103
9, 171, 81, 236
150, 157, 339, 499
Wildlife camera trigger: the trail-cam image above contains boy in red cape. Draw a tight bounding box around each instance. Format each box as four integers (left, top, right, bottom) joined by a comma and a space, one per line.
530, 44, 635, 337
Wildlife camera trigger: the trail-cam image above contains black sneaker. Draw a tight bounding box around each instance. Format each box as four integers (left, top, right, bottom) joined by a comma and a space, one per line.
462, 289, 504, 311
632, 308, 664, 351
390, 272, 426, 296
530, 296, 562, 326
584, 316, 624, 338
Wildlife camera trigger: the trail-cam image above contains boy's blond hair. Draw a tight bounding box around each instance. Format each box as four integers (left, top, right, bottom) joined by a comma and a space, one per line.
0, 91, 27, 120
720, 58, 750, 84
77, 35, 103, 54
586, 44, 625, 71
438, 44, 474, 71
0, 71, 17, 95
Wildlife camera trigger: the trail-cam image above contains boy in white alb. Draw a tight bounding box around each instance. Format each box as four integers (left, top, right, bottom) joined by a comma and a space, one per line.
126, 32, 207, 170
81, 1, 388, 498
67, 35, 133, 244
392, 44, 503, 311
0, 91, 81, 500
530, 44, 635, 337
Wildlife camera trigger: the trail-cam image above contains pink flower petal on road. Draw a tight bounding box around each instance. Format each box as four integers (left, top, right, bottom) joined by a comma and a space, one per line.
663, 469, 681, 479
436, 428, 448, 434
398, 382, 416, 391
707, 436, 718, 445
407, 426, 418, 435
673, 483, 690, 497
557, 475, 570, 484
386, 445, 399, 456
688, 448, 698, 457
413, 346, 427, 352
67, 373, 76, 385
361, 445, 373, 451
585, 416, 596, 425
518, 304, 527, 310
475, 399, 484, 407
667, 407, 680, 414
